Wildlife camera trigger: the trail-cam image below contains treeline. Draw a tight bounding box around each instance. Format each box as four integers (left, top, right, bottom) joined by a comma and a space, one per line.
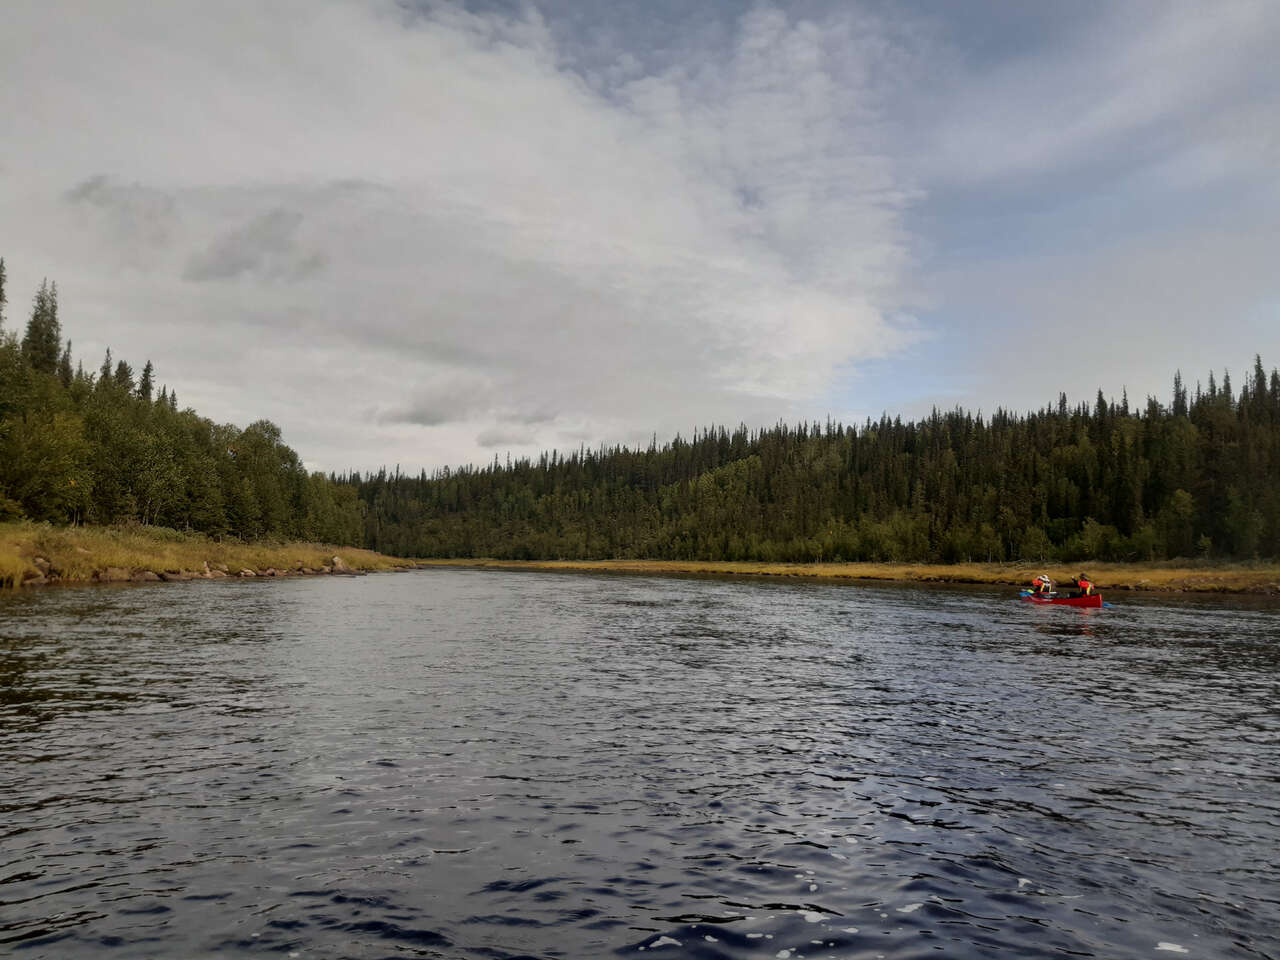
349, 362, 1280, 563
0, 259, 363, 543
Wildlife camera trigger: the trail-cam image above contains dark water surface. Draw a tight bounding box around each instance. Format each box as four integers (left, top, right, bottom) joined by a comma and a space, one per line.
2, 571, 1278, 959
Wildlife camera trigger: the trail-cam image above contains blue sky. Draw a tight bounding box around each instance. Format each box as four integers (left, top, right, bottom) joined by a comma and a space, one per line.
2, 1, 1277, 469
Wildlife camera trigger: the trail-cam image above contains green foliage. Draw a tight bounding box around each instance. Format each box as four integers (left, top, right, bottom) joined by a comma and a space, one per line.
21, 280, 61, 375
348, 359, 1280, 563
0, 260, 364, 545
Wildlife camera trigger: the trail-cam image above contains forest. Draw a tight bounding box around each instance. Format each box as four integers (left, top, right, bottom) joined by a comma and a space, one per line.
0, 259, 363, 544
3, 257, 1278, 563
348, 367, 1280, 564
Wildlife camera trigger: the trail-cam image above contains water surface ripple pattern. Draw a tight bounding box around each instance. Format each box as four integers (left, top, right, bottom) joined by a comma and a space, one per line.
2, 570, 1278, 958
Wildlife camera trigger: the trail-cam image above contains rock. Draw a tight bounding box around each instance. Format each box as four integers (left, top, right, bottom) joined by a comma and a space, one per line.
132, 571, 161, 582
33, 557, 52, 576
301, 567, 315, 575
239, 569, 256, 577
214, 563, 230, 573
158, 571, 185, 582
209, 569, 228, 579
21, 572, 47, 587
99, 566, 131, 583
331, 555, 359, 575
319, 565, 332, 574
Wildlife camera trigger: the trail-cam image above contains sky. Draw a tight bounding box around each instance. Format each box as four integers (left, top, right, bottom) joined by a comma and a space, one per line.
2, 0, 1277, 473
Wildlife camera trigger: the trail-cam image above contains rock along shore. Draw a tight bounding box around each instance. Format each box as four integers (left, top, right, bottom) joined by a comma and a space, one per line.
17, 553, 418, 588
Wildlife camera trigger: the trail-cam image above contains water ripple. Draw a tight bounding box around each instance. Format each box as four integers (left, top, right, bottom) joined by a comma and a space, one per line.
2, 573, 1278, 958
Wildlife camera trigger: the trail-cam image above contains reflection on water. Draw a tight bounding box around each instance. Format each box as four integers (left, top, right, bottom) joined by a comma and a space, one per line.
2, 573, 1278, 959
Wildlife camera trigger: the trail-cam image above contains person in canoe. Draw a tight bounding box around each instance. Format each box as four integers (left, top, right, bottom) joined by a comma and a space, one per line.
1030, 574, 1055, 596
1069, 573, 1095, 597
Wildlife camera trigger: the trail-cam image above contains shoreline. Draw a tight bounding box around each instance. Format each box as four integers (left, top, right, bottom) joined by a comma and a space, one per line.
411, 557, 1280, 595
1, 521, 410, 589
6, 521, 1277, 595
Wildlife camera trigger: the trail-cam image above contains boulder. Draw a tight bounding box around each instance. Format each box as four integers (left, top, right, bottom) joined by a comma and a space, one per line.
132, 571, 161, 582
214, 562, 230, 573
158, 571, 186, 582
331, 555, 357, 575
209, 569, 228, 579
33, 557, 52, 576
99, 566, 131, 583
301, 567, 315, 575
239, 569, 256, 577
21, 572, 47, 587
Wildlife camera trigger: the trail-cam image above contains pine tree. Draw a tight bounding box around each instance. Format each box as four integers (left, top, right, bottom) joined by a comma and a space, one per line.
58, 340, 73, 388
0, 257, 7, 331
21, 280, 61, 374
113, 359, 134, 392
138, 360, 154, 403
99, 348, 113, 384
1172, 371, 1187, 417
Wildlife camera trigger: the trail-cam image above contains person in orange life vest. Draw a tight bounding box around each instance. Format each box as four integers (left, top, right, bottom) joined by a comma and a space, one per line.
1031, 574, 1054, 596
1072, 573, 1094, 596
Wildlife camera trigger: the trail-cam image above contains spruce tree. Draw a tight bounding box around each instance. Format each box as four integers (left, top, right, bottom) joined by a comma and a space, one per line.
0, 257, 7, 331
58, 340, 73, 388
98, 348, 113, 386
113, 359, 134, 392
21, 280, 62, 374
138, 360, 154, 403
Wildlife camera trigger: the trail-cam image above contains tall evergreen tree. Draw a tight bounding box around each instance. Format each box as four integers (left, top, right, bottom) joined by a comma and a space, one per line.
138, 361, 154, 403
58, 340, 73, 388
0, 257, 7, 332
21, 280, 61, 374
113, 360, 134, 392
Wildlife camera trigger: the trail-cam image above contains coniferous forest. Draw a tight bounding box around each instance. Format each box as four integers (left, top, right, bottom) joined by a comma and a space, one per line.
2, 259, 1279, 563
0, 260, 363, 543
348, 367, 1280, 564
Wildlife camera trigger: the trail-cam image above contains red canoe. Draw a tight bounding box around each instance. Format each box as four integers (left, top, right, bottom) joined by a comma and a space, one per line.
1020, 592, 1103, 608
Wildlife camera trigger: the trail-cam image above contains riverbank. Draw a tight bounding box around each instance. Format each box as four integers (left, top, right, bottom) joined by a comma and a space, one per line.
0, 521, 410, 588
414, 557, 1280, 594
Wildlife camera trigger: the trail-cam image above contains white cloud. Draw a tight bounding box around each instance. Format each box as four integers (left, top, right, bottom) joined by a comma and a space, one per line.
0, 0, 917, 470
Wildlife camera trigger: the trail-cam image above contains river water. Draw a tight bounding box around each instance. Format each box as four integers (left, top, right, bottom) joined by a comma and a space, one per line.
2, 570, 1278, 959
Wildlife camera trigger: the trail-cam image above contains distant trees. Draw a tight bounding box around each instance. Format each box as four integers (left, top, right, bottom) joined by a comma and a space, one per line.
0, 258, 363, 543
348, 359, 1280, 563
4, 252, 1278, 564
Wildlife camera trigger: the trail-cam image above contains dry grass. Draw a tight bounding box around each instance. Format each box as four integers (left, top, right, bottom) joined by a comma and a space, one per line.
0, 521, 405, 588
414, 557, 1280, 595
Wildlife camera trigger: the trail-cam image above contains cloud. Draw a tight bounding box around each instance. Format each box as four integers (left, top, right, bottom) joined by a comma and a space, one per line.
0, 0, 919, 470
477, 426, 539, 449
184, 209, 322, 282
3, 1, 1274, 474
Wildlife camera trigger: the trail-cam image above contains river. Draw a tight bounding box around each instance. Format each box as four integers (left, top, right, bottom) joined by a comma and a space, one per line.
2, 570, 1278, 958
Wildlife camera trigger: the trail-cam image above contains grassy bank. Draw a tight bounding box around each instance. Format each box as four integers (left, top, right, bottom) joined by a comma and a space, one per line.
1, 521, 408, 588
414, 557, 1280, 595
